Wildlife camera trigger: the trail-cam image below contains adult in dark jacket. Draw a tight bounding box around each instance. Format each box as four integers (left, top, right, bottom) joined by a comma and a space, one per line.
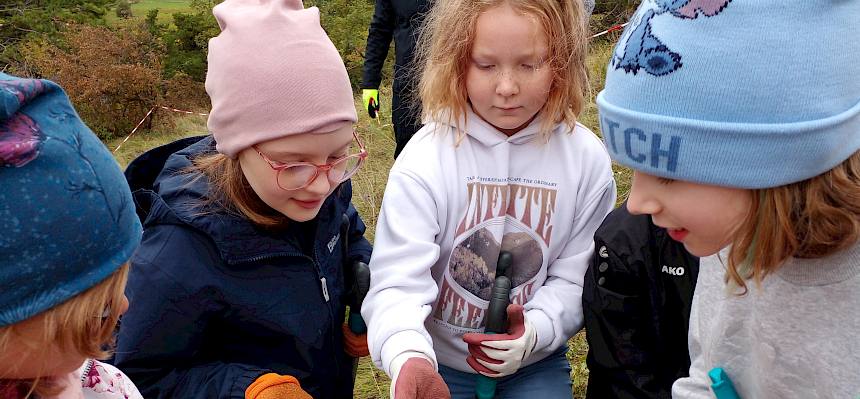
582, 202, 699, 399
115, 136, 372, 399
360, 0, 431, 159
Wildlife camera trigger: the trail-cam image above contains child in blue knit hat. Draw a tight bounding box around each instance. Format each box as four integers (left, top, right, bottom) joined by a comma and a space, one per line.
0, 73, 143, 398
597, 1, 859, 397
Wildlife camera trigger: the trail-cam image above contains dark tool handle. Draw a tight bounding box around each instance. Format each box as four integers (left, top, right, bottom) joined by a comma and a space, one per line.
348, 261, 370, 334
475, 251, 513, 399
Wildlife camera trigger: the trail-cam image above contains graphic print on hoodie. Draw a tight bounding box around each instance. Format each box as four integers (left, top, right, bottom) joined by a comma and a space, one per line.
362, 108, 616, 374
434, 178, 556, 331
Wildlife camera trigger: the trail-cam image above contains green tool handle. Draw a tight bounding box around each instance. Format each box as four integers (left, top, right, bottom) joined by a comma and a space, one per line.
475, 339, 499, 399
474, 252, 513, 399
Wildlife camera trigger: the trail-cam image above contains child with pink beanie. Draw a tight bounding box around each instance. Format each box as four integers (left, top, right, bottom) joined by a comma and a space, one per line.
113, 0, 373, 398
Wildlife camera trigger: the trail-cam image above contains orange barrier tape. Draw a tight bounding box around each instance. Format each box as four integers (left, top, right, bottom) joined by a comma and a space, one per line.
112, 105, 208, 154
590, 22, 629, 39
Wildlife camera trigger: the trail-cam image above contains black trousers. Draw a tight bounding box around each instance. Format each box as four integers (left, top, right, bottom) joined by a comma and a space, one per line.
391, 79, 423, 159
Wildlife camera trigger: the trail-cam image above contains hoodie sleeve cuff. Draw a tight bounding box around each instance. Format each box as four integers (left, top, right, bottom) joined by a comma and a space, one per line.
388, 351, 435, 399
380, 330, 437, 378
527, 309, 557, 354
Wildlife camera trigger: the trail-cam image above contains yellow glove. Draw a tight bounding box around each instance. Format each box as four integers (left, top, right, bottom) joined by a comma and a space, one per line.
362, 89, 380, 119
245, 373, 312, 399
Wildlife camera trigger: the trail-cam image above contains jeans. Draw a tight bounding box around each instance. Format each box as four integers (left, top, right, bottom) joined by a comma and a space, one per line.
438, 346, 573, 399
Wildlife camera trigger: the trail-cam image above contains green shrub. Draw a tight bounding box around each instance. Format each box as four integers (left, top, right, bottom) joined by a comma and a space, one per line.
154, 0, 220, 81
116, 0, 133, 19
1, 0, 113, 73
306, 0, 380, 89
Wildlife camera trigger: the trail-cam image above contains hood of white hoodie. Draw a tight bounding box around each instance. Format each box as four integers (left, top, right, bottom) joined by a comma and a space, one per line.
432, 107, 548, 147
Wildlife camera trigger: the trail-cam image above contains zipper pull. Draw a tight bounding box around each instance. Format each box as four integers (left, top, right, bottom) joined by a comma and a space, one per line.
320, 277, 330, 302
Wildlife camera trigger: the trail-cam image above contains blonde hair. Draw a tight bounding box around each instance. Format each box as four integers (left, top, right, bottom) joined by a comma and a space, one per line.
0, 265, 130, 398
726, 151, 860, 292
188, 152, 288, 228
415, 0, 588, 140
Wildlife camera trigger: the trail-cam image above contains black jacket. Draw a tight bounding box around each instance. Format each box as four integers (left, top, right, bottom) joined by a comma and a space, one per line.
361, 0, 431, 157
582, 203, 699, 399
360, 0, 430, 92
114, 136, 372, 399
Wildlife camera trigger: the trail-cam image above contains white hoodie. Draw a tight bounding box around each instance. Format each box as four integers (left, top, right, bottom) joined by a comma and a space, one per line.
362, 110, 616, 376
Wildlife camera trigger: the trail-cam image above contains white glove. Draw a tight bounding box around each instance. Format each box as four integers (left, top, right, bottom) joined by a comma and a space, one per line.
462, 304, 537, 377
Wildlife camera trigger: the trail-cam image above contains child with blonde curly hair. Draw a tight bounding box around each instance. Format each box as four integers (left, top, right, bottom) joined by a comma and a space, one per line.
362, 0, 616, 397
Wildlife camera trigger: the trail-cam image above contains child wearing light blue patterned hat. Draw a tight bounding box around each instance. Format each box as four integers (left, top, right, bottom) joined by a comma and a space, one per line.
597, 1, 860, 397
0, 73, 143, 398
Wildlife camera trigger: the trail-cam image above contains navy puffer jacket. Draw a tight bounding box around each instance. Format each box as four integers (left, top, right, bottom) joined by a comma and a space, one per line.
114, 136, 372, 399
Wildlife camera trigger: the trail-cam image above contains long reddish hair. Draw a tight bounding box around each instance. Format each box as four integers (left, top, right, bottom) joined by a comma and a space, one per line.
726, 151, 860, 292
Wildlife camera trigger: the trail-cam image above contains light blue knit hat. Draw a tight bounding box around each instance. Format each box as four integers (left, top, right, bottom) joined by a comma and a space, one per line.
597, 0, 860, 189
0, 73, 142, 326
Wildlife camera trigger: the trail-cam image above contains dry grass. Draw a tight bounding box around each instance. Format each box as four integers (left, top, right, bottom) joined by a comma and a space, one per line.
349, 86, 397, 243
107, 39, 629, 399
106, 0, 193, 24
583, 39, 633, 205
107, 116, 209, 168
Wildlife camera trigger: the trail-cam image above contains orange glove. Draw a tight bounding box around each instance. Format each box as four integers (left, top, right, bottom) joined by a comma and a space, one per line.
245, 373, 312, 399
342, 323, 370, 357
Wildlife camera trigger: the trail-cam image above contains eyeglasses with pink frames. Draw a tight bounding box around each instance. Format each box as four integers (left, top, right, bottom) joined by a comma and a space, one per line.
253, 131, 368, 191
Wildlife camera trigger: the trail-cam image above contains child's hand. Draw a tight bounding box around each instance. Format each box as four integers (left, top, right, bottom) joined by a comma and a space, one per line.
462, 304, 537, 377
342, 323, 370, 357
245, 373, 312, 399
391, 357, 450, 399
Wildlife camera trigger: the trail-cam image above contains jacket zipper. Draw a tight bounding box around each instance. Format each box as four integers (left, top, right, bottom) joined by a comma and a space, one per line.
236, 251, 341, 377
234, 252, 331, 304
312, 246, 341, 380
320, 277, 330, 301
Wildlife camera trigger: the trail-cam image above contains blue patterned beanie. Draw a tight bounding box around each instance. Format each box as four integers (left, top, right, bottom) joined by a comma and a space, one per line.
0, 73, 142, 326
597, 1, 860, 189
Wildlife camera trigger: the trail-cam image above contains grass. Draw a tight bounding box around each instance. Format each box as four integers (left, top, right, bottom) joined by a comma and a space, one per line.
106, 38, 630, 399
106, 0, 193, 24
107, 116, 209, 167
585, 39, 633, 204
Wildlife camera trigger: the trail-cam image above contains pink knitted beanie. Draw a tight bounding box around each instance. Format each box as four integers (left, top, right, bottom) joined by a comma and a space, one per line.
206, 0, 358, 158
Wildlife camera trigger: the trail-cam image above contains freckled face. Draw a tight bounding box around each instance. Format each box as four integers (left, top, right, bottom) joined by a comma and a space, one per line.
466, 4, 553, 136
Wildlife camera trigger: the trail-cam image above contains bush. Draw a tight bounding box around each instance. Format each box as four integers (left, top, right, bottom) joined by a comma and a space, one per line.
162, 72, 208, 111
161, 8, 219, 81
306, 0, 378, 89
19, 22, 208, 139
0, 0, 114, 73
591, 0, 641, 34
116, 0, 132, 19
144, 8, 162, 36
150, 0, 377, 88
